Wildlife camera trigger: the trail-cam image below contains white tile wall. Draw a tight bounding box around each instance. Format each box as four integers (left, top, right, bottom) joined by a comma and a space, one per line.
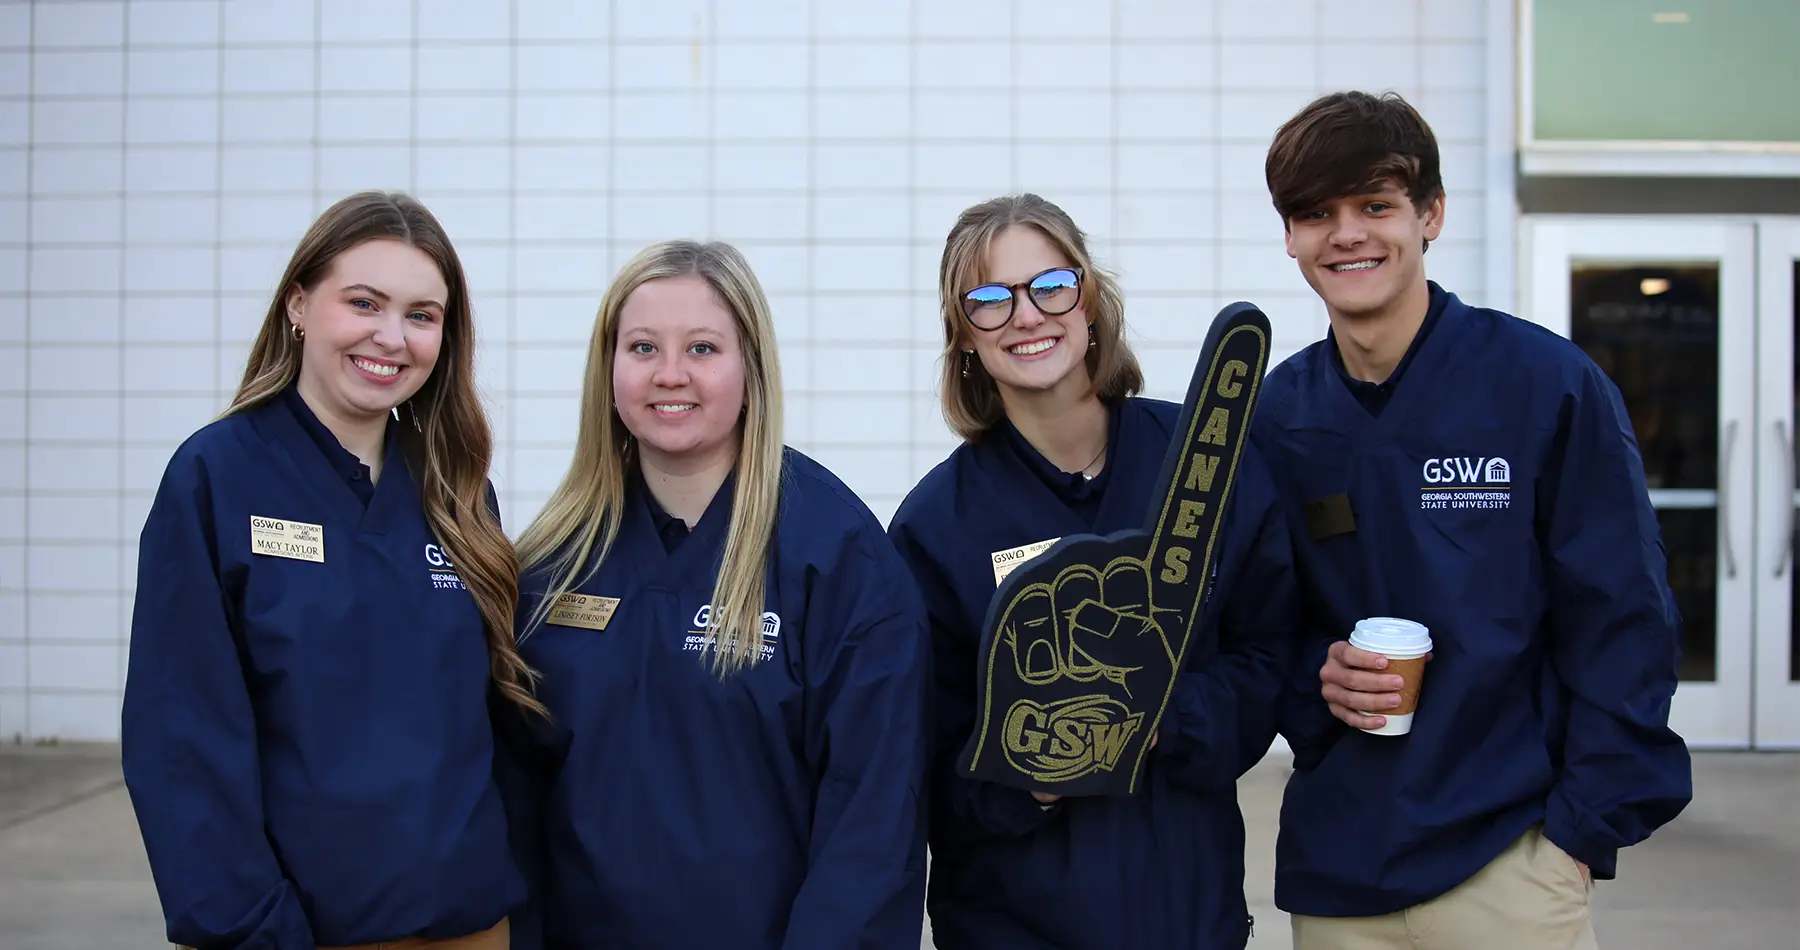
2, 0, 1497, 740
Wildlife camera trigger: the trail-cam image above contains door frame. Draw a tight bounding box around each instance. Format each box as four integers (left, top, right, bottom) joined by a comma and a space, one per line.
1754, 220, 1800, 749
1521, 216, 1757, 749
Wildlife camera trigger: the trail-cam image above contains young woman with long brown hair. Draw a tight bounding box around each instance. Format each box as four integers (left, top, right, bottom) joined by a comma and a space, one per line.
121, 191, 540, 950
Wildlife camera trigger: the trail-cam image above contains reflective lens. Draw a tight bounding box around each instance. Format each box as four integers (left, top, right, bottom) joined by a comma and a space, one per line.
964, 284, 1016, 318
1027, 268, 1080, 314
960, 267, 1084, 330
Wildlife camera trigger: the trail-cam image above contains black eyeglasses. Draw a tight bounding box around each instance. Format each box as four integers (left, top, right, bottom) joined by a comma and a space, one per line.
959, 266, 1084, 331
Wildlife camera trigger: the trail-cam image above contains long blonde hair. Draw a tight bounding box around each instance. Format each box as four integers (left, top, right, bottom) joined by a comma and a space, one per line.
936, 193, 1144, 441
225, 190, 546, 718
515, 240, 786, 676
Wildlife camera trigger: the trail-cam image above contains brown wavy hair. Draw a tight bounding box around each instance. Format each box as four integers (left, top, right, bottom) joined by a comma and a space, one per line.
223, 190, 545, 718
1265, 90, 1443, 228
935, 193, 1144, 441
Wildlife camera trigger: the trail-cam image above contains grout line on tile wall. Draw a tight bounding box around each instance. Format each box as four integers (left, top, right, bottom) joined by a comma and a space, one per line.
705, 0, 716, 241
1218, 0, 1230, 313
113, 0, 133, 708
409, 0, 420, 193
310, 0, 322, 213
505, 0, 519, 527
17, 0, 35, 738
212, 0, 226, 403
1111, 0, 1122, 307
1006, 0, 1018, 192
904, 0, 917, 477
803, 0, 818, 452
6, 34, 1497, 55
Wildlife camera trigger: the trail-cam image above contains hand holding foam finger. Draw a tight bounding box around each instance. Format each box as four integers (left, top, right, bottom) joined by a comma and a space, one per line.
959, 303, 1272, 797
1060, 560, 1163, 691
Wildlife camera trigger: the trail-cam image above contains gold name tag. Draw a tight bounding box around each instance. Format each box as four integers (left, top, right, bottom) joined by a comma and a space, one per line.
991, 537, 1060, 586
548, 593, 621, 631
250, 516, 324, 563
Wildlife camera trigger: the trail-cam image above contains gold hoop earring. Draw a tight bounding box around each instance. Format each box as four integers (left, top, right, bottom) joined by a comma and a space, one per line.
291, 323, 304, 343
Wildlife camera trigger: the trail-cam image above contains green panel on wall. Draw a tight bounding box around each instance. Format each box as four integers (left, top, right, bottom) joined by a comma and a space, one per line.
1532, 0, 1800, 143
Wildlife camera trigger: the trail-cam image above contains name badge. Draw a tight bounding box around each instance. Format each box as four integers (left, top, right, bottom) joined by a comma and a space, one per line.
991, 537, 1060, 586
250, 516, 324, 563
1303, 493, 1357, 541
548, 593, 621, 631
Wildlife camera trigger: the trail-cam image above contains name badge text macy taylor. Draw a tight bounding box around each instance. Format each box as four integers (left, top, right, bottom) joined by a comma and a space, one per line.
250, 516, 323, 563
548, 593, 621, 631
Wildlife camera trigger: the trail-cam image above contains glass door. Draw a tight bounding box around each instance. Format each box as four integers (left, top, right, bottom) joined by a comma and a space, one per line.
1525, 219, 1757, 749
1754, 220, 1800, 749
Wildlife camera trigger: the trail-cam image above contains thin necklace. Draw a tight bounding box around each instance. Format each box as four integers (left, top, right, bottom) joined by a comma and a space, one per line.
1075, 438, 1107, 480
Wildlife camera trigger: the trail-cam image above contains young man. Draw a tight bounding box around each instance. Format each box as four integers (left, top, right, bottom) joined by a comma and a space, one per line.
1250, 90, 1693, 949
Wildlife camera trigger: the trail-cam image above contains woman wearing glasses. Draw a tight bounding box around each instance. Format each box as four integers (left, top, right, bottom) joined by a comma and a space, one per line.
886, 193, 1302, 950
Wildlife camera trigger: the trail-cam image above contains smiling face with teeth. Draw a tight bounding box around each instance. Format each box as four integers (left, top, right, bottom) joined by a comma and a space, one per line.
963, 225, 1096, 405
286, 237, 446, 430
611, 272, 747, 474
1283, 180, 1445, 327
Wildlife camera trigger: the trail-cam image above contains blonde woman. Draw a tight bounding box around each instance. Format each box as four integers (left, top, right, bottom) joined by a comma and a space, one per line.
502, 240, 931, 949
122, 191, 537, 949
886, 194, 1302, 950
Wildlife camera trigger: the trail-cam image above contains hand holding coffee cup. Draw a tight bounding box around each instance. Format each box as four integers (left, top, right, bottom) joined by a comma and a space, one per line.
1319, 619, 1433, 735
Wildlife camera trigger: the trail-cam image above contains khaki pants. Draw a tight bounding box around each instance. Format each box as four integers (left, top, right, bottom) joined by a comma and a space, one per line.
319, 917, 509, 950
1291, 826, 1597, 950
182, 916, 509, 950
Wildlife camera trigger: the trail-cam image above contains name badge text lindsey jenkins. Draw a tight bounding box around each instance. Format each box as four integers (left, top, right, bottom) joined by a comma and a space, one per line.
250, 516, 324, 563
548, 593, 621, 631
991, 537, 1060, 586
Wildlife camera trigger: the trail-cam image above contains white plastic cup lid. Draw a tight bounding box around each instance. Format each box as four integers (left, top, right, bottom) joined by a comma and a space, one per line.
1349, 617, 1432, 656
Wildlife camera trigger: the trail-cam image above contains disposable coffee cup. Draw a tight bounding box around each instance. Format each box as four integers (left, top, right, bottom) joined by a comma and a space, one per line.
1348, 618, 1432, 736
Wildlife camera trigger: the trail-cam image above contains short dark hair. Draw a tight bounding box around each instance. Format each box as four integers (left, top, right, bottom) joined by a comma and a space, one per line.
1264, 90, 1443, 223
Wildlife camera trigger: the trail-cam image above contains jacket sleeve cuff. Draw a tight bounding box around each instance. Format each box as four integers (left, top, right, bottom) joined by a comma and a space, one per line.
1544, 792, 1620, 880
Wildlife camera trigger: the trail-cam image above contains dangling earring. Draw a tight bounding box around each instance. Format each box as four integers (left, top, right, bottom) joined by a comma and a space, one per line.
961, 350, 973, 378
408, 401, 423, 432
291, 323, 304, 343
1088, 323, 1097, 348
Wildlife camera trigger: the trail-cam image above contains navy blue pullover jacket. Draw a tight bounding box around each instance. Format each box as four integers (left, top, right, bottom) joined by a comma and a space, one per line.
122, 387, 524, 948
888, 397, 1301, 950
499, 448, 932, 950
1255, 285, 1693, 917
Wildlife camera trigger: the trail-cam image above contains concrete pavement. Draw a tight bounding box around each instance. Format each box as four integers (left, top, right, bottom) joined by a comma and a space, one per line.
2, 744, 1794, 949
